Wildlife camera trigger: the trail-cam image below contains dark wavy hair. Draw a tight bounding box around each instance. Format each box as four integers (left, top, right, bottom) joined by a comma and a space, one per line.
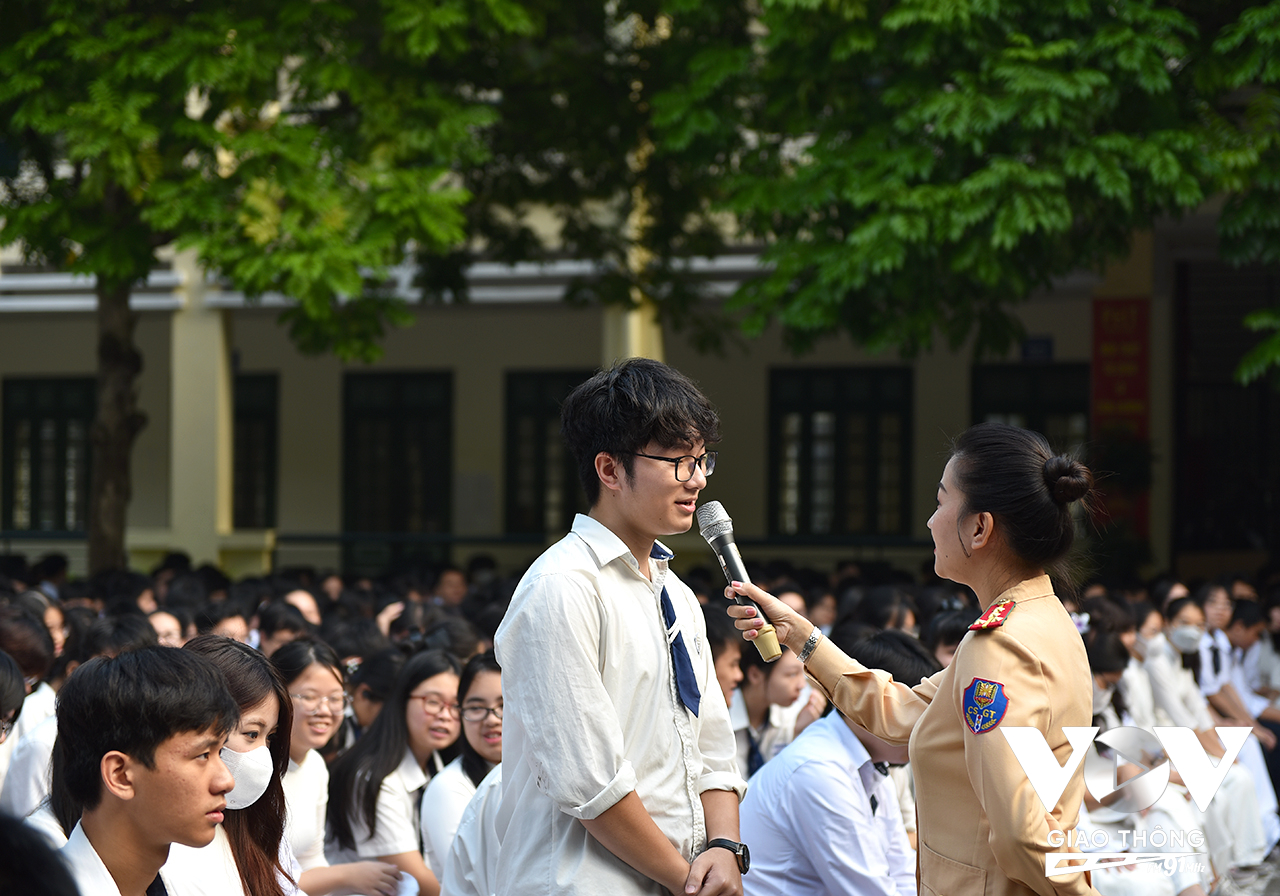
561, 358, 720, 504
457, 652, 501, 788
950, 423, 1095, 575
184, 635, 294, 896
328, 649, 461, 850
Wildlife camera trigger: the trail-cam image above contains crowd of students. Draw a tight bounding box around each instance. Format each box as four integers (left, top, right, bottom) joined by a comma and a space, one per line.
0, 550, 1279, 896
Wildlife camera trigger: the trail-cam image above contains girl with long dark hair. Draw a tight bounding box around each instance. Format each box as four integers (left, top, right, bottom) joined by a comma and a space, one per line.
270, 639, 402, 896
162, 634, 297, 896
328, 649, 461, 896
419, 652, 501, 875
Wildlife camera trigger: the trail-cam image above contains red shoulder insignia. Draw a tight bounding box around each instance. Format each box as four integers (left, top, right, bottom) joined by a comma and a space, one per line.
969, 599, 1016, 631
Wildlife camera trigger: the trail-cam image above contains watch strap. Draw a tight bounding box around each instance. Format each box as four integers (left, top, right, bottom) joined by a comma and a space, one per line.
705, 838, 748, 874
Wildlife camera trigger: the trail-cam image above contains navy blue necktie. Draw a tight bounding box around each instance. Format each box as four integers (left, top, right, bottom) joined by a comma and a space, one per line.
660, 585, 701, 717
746, 729, 765, 777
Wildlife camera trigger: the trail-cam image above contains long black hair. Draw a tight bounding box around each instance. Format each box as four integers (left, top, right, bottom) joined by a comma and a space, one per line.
270, 638, 344, 690
457, 652, 501, 788
328, 649, 461, 850
184, 635, 294, 896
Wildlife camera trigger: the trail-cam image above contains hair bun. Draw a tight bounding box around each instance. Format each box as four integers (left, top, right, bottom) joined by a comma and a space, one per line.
1043, 454, 1093, 505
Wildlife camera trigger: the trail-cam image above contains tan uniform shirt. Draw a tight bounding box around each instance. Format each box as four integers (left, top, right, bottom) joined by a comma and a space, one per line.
807, 575, 1098, 896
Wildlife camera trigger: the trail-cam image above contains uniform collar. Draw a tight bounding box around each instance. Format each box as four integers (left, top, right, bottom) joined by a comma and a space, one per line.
63, 821, 125, 896
991, 574, 1054, 606
570, 513, 675, 570
396, 746, 429, 792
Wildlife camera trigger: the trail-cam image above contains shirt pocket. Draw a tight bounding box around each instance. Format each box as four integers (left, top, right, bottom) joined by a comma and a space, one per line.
919, 840, 987, 896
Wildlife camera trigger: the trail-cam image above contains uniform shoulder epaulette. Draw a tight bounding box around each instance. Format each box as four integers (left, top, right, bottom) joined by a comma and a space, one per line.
969, 599, 1016, 631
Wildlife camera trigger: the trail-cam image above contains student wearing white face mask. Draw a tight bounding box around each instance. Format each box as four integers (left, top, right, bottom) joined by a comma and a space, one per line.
161, 635, 303, 896
1149, 597, 1280, 856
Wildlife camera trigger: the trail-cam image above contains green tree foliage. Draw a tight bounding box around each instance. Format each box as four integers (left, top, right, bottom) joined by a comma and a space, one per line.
416, 0, 753, 351
652, 0, 1280, 378
0, 0, 530, 570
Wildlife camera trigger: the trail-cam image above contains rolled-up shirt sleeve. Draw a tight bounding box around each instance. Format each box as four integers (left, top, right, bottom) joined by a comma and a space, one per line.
498, 572, 637, 819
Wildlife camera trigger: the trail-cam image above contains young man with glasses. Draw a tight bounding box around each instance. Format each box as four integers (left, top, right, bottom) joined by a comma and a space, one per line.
495, 358, 748, 896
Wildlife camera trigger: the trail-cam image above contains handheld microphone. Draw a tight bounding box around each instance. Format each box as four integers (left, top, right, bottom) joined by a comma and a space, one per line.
696, 501, 782, 662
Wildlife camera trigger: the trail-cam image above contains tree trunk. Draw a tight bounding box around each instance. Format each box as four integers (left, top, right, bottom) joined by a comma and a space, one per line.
88, 280, 147, 575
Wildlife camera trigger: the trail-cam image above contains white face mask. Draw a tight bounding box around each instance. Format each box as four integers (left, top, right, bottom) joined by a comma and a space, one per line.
1133, 631, 1165, 660
1092, 680, 1115, 716
1168, 625, 1205, 654
221, 745, 274, 810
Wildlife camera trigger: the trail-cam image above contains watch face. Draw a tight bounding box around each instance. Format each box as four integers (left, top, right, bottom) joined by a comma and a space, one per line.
739, 842, 750, 873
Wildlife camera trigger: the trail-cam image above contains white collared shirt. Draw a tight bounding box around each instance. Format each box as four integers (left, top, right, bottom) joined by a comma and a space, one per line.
60, 821, 125, 896
330, 747, 441, 865
728, 688, 802, 779
0, 711, 58, 819
493, 514, 745, 896
420, 756, 480, 877
1198, 629, 1234, 698
441, 764, 503, 896
1143, 634, 1214, 730
282, 749, 330, 871
739, 713, 916, 896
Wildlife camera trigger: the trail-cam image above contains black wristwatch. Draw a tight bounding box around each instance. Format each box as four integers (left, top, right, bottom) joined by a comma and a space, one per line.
705, 838, 750, 874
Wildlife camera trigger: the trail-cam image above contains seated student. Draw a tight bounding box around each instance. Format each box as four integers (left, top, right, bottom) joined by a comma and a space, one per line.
702, 601, 743, 709
921, 609, 979, 669
739, 628, 929, 896
161, 635, 299, 896
439, 764, 503, 896
3, 615, 158, 821
50, 646, 239, 896
0, 606, 55, 794
328, 650, 461, 896
270, 639, 401, 896
419, 652, 501, 876
731, 641, 805, 777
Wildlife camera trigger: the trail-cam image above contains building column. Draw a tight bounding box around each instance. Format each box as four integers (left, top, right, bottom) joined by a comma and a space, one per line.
167, 250, 234, 566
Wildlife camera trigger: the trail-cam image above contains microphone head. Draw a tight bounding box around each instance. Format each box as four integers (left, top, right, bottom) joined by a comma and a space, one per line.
696, 501, 734, 543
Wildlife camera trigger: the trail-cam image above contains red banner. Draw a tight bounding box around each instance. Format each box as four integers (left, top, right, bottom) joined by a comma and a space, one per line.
1092, 297, 1150, 537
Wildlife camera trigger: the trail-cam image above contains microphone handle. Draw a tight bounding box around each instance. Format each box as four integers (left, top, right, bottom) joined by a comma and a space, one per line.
708, 534, 782, 662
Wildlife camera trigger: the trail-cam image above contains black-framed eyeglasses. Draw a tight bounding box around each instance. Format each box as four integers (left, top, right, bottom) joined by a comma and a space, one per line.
629, 451, 717, 482
461, 704, 504, 723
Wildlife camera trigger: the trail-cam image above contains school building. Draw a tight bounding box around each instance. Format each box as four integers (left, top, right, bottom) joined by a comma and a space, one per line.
0, 205, 1276, 582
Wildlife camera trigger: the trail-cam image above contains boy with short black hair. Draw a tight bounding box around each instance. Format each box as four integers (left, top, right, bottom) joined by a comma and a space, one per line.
496, 358, 746, 896
53, 647, 239, 896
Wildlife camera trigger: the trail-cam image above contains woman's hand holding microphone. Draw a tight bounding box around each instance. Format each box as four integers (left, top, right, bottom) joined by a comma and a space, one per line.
724, 581, 814, 656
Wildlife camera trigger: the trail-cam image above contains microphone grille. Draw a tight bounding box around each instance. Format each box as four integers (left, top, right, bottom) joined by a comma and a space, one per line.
696, 501, 734, 542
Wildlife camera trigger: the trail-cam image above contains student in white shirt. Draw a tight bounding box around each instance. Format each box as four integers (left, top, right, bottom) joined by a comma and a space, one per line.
739, 628, 930, 896
161, 635, 300, 896
420, 652, 501, 876
271, 639, 403, 896
3, 614, 158, 821
0, 606, 55, 795
440, 764, 503, 896
494, 359, 746, 896
1156, 596, 1280, 854
329, 649, 462, 896
51, 646, 238, 896
731, 644, 805, 778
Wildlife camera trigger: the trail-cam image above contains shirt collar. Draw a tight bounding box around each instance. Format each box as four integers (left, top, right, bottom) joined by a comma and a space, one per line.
396, 746, 429, 792
992, 574, 1055, 606
570, 514, 675, 570
63, 821, 125, 896
827, 715, 888, 797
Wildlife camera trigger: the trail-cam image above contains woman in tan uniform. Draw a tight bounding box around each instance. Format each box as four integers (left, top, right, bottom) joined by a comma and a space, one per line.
729, 423, 1100, 896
